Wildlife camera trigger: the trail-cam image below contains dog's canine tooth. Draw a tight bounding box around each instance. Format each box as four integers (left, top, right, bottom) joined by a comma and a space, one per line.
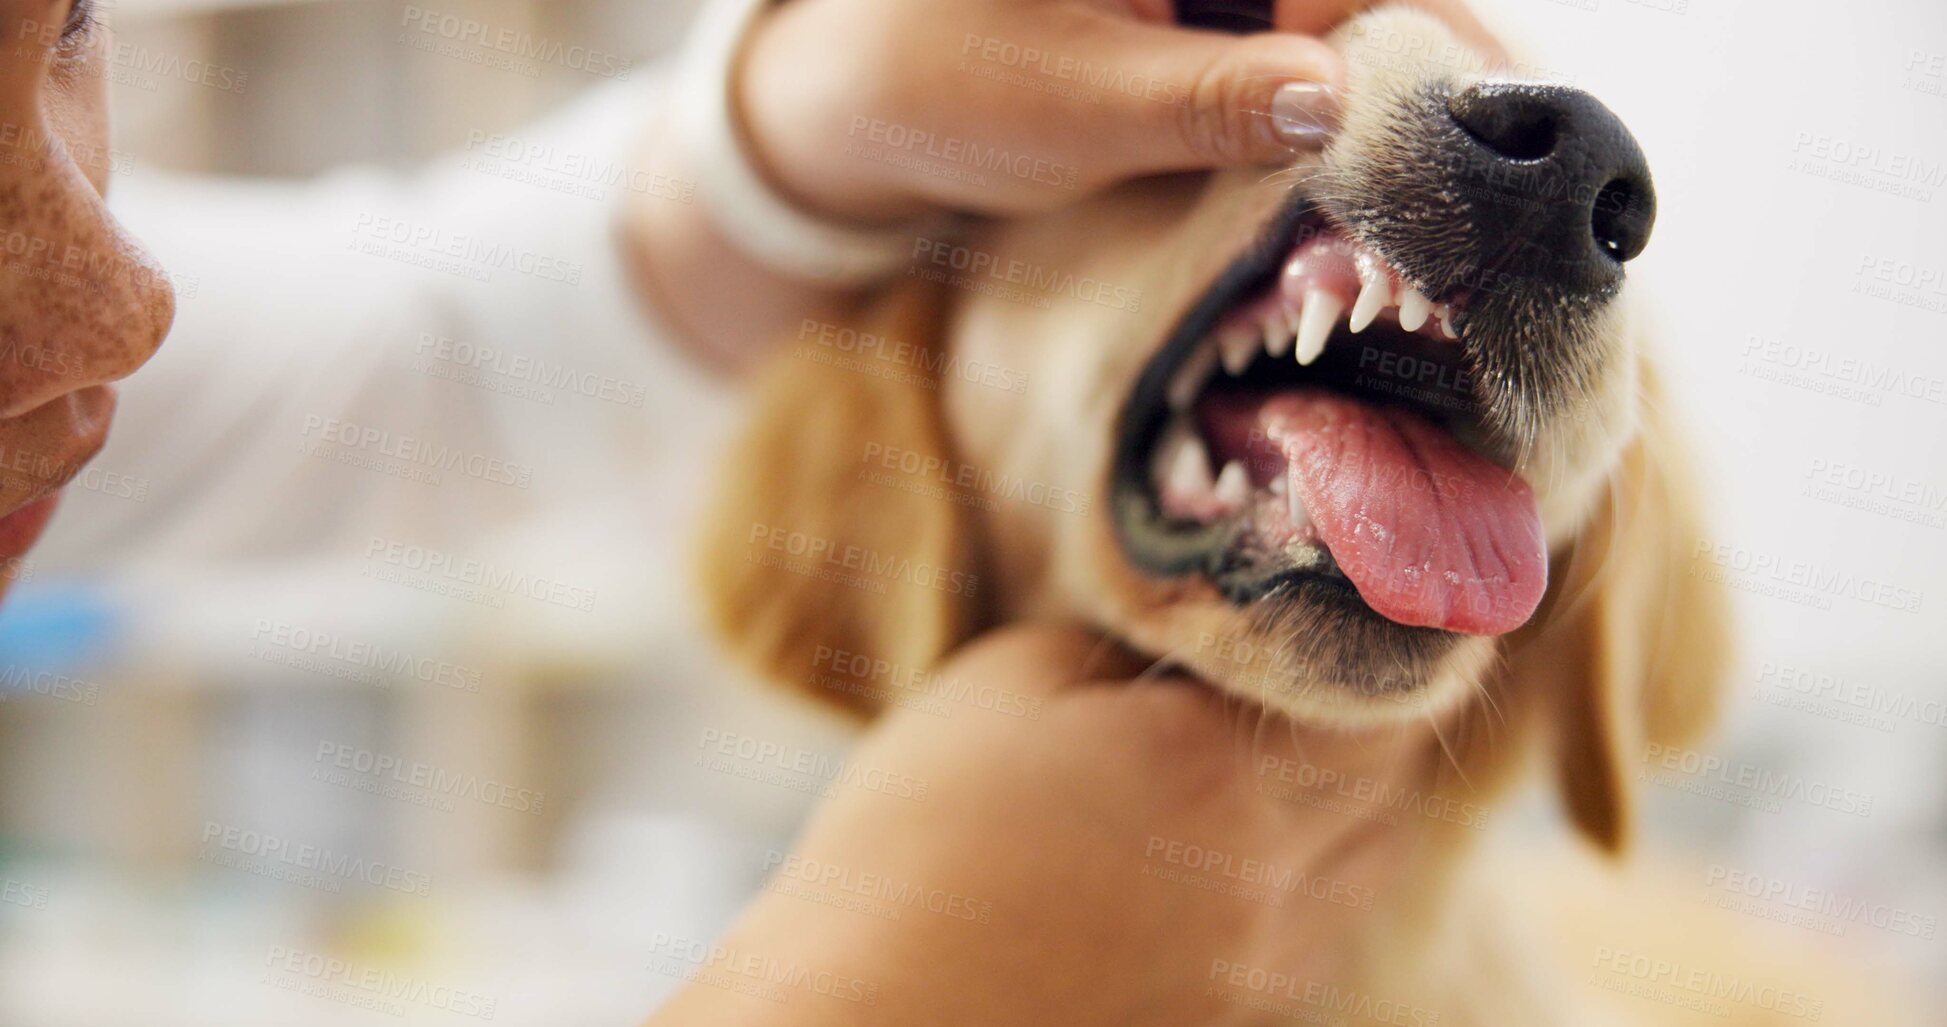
1167, 343, 1219, 410
1218, 327, 1257, 375
1262, 313, 1293, 357
1294, 288, 1342, 366
1436, 304, 1459, 339
1397, 287, 1433, 331
1348, 265, 1390, 333
1213, 460, 1250, 509
1159, 423, 1215, 499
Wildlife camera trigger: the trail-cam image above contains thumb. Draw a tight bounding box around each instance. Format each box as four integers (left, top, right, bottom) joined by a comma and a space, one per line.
1075, 18, 1343, 174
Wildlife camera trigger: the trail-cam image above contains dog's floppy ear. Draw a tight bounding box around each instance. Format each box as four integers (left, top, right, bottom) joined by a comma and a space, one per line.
1510, 367, 1732, 853
696, 281, 987, 719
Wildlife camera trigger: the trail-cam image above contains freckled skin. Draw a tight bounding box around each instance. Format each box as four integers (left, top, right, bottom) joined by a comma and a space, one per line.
0, 0, 174, 592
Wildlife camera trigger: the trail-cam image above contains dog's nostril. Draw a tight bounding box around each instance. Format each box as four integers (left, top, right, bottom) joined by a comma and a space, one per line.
1444, 81, 1657, 284
1448, 86, 1559, 161
1590, 176, 1652, 262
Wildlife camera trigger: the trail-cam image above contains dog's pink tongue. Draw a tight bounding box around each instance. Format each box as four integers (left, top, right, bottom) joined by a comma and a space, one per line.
1264, 393, 1546, 635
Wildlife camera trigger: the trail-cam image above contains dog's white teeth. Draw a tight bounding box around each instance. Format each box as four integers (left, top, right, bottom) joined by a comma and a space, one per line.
1160, 424, 1215, 498
1294, 288, 1342, 367
1285, 473, 1311, 531
1397, 287, 1433, 331
1213, 460, 1250, 510
1348, 266, 1390, 334
1218, 327, 1257, 375
1167, 343, 1219, 411
1436, 304, 1459, 340
1267, 473, 1287, 496
1262, 313, 1292, 357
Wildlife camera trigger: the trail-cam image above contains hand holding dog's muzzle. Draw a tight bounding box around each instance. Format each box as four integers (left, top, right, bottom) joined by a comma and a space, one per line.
732, 0, 1506, 225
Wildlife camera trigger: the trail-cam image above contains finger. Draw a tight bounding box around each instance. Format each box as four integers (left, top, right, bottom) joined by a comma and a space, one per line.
1273, 0, 1507, 61
1059, 12, 1344, 174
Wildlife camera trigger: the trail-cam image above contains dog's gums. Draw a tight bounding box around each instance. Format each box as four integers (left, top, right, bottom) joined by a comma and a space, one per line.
1113, 201, 1547, 636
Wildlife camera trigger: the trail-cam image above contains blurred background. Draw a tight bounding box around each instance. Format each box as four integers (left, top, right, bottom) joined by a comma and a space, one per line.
0, 0, 1942, 1023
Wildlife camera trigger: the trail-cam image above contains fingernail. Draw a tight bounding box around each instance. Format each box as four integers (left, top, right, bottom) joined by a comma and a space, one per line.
1271, 82, 1340, 149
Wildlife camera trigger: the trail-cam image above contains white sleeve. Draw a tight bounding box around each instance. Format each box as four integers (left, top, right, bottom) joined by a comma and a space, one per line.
33, 74, 740, 663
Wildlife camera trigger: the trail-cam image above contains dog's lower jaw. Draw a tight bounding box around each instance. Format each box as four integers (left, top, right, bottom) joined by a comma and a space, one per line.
1184, 625, 1496, 727
1076, 531, 1503, 726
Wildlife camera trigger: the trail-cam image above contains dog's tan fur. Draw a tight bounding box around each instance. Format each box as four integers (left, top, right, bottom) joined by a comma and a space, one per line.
695, 9, 1910, 1023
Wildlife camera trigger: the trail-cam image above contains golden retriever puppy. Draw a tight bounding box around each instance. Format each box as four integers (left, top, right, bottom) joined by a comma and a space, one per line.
697, 6, 1911, 1024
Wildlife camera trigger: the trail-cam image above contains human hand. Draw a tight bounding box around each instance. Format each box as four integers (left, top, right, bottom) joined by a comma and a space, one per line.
648, 624, 1443, 1026
736, 0, 1504, 223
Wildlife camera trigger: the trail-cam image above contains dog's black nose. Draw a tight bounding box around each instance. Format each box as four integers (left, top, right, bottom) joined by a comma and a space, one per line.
1446, 82, 1655, 291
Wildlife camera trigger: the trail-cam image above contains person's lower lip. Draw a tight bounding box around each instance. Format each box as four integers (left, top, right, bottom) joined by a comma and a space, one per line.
0, 492, 63, 562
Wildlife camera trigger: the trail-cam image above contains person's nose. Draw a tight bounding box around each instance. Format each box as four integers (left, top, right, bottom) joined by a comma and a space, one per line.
0, 207, 175, 420
1444, 81, 1656, 293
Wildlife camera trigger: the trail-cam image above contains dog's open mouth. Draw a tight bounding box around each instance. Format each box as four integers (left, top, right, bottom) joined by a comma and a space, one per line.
1112, 198, 1548, 637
